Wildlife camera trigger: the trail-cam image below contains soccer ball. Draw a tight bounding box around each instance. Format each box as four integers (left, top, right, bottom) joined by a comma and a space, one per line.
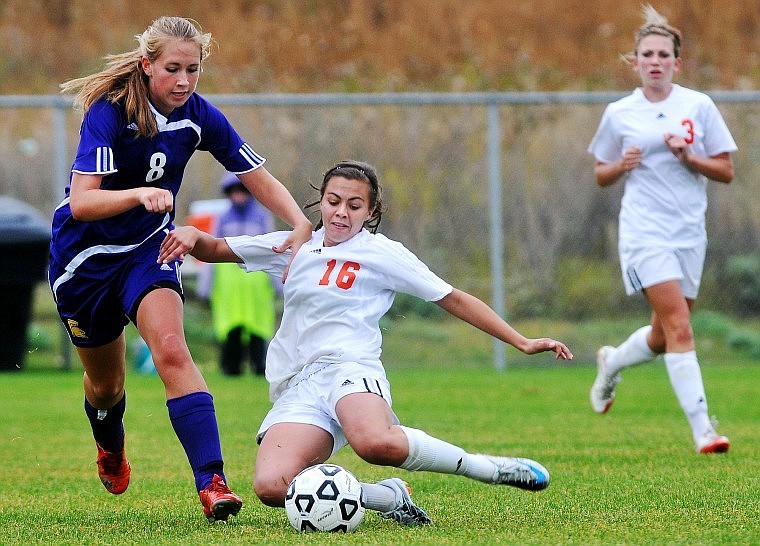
285, 464, 365, 532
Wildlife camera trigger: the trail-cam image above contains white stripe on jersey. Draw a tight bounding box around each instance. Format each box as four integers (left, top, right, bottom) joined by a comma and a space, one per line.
54, 196, 71, 211
239, 143, 266, 168
158, 119, 202, 147
95, 147, 114, 172
50, 213, 171, 299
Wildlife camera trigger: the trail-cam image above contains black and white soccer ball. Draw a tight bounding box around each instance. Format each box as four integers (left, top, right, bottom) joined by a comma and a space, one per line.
285, 464, 365, 532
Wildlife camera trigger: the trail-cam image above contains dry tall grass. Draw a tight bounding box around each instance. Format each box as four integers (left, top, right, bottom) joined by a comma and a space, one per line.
1, 0, 759, 93
2, 1, 759, 317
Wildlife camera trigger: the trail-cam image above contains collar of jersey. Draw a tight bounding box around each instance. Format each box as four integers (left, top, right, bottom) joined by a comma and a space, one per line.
148, 101, 169, 129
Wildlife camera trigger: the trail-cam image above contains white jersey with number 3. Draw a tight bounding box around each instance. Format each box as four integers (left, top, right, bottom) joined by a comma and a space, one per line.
588, 84, 737, 248
225, 228, 453, 401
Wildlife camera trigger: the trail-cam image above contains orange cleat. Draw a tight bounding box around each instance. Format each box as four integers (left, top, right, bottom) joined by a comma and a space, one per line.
96, 442, 131, 495
198, 474, 243, 523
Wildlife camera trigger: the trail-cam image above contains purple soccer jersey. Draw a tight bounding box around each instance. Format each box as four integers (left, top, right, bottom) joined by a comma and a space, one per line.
50, 94, 265, 277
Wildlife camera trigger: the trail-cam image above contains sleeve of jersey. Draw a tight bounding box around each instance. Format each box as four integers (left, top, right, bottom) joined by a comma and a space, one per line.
195, 96, 267, 173
225, 232, 291, 277
701, 100, 738, 156
587, 105, 621, 164
71, 100, 120, 175
374, 235, 453, 302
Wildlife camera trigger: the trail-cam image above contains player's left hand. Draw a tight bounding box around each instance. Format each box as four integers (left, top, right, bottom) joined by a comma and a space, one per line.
158, 226, 199, 263
523, 338, 574, 360
664, 132, 689, 163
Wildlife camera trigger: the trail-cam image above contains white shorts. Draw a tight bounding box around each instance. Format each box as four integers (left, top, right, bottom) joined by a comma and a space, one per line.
620, 242, 706, 299
256, 360, 397, 457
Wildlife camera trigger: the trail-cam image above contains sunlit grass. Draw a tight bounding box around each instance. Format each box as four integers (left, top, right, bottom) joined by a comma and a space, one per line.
5, 286, 758, 543
1, 359, 757, 544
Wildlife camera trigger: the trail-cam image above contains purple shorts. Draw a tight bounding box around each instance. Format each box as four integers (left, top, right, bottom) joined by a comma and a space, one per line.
48, 238, 184, 347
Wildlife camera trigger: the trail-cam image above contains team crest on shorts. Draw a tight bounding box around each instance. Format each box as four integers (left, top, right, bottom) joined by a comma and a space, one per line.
66, 319, 88, 339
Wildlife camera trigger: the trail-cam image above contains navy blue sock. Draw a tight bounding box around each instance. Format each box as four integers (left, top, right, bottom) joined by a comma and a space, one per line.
167, 391, 225, 491
84, 393, 126, 453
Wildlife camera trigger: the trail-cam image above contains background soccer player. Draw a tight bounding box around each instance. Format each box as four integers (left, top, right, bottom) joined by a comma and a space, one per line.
587, 5, 736, 454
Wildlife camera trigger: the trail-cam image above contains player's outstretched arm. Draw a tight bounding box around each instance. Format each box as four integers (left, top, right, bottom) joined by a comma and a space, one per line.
435, 288, 573, 360
237, 168, 312, 281
158, 226, 240, 264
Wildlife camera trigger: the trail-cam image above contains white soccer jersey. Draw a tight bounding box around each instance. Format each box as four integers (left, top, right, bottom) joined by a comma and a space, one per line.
588, 84, 737, 248
225, 228, 453, 401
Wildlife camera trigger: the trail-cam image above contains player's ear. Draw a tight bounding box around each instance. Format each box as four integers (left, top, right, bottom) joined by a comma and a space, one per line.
140, 56, 153, 77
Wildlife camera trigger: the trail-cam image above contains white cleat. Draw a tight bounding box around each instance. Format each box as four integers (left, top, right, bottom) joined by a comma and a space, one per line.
590, 346, 620, 414
377, 478, 433, 526
481, 455, 550, 491
696, 430, 730, 454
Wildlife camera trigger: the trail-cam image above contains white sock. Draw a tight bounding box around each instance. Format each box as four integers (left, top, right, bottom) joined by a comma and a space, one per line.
606, 325, 657, 375
664, 351, 712, 442
398, 426, 495, 482
360, 482, 397, 512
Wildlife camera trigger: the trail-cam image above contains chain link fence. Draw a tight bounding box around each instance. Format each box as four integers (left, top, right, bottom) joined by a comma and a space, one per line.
2, 91, 759, 363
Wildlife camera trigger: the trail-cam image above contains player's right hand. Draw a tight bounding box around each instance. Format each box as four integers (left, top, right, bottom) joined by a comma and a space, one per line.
139, 187, 174, 213
621, 145, 642, 172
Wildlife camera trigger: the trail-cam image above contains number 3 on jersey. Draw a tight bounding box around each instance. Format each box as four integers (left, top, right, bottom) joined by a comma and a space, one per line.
319, 259, 360, 290
681, 119, 695, 144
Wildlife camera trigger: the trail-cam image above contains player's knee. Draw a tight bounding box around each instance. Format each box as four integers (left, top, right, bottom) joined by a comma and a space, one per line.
253, 474, 288, 507
148, 333, 192, 370
87, 381, 125, 406
670, 320, 694, 346
351, 432, 406, 466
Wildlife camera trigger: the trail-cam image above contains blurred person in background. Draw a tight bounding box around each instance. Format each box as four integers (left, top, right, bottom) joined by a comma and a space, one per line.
587, 5, 736, 454
200, 172, 277, 376
48, 16, 311, 522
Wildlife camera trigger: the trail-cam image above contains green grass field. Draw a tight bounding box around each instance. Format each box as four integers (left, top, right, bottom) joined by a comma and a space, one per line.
2, 289, 758, 544
1, 343, 758, 544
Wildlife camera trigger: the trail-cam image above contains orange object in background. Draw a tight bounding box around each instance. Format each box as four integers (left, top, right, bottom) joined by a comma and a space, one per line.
183, 198, 230, 234
185, 213, 216, 234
